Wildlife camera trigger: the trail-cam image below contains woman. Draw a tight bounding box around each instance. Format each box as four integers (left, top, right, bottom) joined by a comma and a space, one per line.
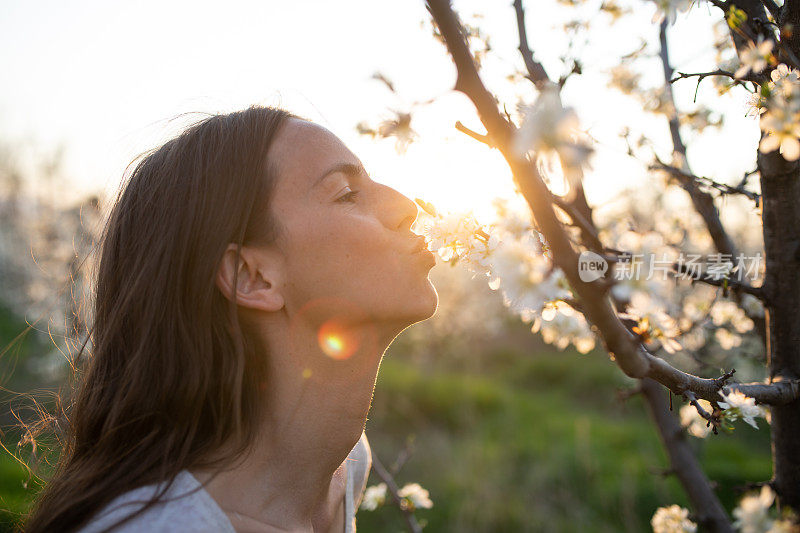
25, 106, 439, 532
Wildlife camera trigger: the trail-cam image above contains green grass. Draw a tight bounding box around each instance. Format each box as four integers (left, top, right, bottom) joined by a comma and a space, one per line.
0, 303, 53, 533
358, 345, 772, 532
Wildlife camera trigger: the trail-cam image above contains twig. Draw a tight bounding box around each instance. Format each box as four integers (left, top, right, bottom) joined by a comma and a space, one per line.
672, 262, 767, 302
370, 449, 423, 533
652, 161, 761, 204
670, 69, 760, 85
684, 390, 721, 434
455, 121, 493, 147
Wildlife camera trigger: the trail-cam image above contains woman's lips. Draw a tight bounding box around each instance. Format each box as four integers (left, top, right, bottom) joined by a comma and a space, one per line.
409, 235, 429, 254
407, 235, 436, 267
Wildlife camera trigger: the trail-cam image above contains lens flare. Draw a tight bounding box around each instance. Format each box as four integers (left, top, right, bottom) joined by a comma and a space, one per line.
317, 319, 360, 360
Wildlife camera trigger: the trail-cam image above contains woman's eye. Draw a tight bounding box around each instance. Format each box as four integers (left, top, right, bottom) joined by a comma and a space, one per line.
336, 187, 360, 203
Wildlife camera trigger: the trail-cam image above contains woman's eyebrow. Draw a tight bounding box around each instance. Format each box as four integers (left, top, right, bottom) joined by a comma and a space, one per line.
312, 162, 366, 189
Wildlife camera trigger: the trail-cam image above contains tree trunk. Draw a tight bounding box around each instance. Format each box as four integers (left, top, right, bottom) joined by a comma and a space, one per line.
758, 148, 800, 510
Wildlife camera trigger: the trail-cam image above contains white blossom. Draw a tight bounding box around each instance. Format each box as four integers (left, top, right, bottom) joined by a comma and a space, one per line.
769, 63, 800, 100
514, 83, 592, 170
733, 486, 776, 533
710, 300, 754, 333
651, 0, 694, 25
719, 390, 768, 429
422, 211, 482, 261
760, 101, 800, 161
360, 483, 387, 511
398, 483, 433, 510
534, 301, 596, 353
651, 505, 697, 533
735, 38, 774, 79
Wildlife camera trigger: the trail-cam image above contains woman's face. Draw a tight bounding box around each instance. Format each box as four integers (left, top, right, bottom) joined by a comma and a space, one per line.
264, 118, 438, 336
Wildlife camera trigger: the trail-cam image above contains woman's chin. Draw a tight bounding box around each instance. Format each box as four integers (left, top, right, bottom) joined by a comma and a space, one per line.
410, 281, 439, 323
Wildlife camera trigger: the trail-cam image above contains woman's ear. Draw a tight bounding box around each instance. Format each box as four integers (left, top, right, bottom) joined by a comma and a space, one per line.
215, 243, 285, 312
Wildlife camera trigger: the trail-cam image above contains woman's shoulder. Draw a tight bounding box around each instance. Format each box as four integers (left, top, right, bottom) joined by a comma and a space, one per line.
78, 470, 234, 533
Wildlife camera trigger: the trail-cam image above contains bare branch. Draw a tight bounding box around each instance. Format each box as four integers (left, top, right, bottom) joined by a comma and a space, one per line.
512, 0, 550, 87
684, 390, 722, 434
670, 69, 760, 85
652, 161, 761, 204
455, 121, 493, 147
672, 262, 768, 302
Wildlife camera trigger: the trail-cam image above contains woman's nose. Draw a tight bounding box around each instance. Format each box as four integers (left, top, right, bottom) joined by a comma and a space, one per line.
377, 183, 419, 232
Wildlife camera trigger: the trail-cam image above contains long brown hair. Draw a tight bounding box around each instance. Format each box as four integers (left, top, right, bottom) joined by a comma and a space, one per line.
24, 105, 297, 532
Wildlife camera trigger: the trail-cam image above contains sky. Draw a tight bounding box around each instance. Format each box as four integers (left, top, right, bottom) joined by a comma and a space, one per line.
0, 0, 763, 226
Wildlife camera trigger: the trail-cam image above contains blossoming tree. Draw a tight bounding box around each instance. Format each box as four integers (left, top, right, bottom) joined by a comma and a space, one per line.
360, 0, 800, 530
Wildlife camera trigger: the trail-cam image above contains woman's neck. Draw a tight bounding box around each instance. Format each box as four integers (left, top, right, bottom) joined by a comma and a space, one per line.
192, 316, 392, 531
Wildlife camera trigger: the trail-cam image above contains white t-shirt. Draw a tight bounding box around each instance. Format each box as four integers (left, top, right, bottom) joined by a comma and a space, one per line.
79, 433, 372, 532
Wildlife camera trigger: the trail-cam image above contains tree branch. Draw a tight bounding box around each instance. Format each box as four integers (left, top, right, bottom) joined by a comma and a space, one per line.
724, 379, 800, 405
640, 378, 734, 532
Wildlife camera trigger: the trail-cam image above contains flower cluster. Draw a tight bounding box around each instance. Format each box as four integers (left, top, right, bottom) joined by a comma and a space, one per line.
733, 486, 799, 533
679, 390, 768, 439
651, 504, 697, 533
359, 482, 434, 512
758, 63, 800, 161
420, 206, 596, 354
360, 483, 387, 511
514, 83, 593, 172
397, 483, 434, 511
